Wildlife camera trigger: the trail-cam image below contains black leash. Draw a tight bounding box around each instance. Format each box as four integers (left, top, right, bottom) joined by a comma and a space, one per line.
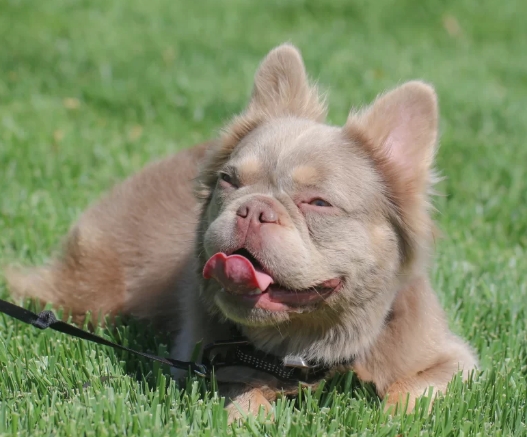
0, 298, 208, 377
0, 298, 337, 384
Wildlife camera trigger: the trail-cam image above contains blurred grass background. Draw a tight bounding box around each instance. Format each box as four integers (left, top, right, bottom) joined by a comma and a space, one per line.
0, 0, 526, 435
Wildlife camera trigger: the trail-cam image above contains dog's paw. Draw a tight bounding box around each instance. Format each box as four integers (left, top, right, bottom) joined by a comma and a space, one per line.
220, 384, 275, 424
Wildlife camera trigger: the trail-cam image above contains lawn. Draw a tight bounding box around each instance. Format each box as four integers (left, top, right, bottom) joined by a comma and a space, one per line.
1, 0, 526, 435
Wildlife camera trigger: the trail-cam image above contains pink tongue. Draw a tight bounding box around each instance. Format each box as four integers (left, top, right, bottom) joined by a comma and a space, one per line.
203, 252, 274, 294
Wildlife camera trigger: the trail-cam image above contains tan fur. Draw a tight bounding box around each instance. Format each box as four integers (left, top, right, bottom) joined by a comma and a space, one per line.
236, 157, 263, 185
292, 165, 320, 186
222, 384, 274, 423
5, 44, 477, 419
7, 145, 208, 329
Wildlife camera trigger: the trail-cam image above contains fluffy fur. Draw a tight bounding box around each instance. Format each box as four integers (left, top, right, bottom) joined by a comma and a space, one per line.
6, 44, 477, 420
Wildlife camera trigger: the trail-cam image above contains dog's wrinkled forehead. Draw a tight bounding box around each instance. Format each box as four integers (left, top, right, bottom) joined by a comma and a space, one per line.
225, 118, 379, 203
224, 117, 382, 207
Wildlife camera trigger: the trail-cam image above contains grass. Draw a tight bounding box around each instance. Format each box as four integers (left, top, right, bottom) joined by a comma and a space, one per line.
1, 0, 526, 435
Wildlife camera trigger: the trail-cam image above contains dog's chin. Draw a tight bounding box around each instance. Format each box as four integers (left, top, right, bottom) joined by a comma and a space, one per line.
214, 294, 300, 326
212, 281, 341, 327
214, 290, 316, 326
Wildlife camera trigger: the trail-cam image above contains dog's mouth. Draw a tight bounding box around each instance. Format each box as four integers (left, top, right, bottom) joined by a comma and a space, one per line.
203, 249, 341, 312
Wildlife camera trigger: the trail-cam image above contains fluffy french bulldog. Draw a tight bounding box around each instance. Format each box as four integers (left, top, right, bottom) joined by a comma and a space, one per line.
7, 44, 477, 419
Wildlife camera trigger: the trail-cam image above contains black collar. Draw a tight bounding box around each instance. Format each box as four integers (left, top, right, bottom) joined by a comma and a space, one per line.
202, 337, 338, 384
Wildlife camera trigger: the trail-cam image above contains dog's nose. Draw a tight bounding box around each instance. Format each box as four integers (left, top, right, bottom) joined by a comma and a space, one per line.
236, 199, 278, 224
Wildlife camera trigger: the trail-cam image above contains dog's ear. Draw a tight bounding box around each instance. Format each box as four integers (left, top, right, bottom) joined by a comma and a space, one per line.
198, 44, 326, 199
345, 81, 438, 249
246, 43, 326, 121
347, 81, 438, 193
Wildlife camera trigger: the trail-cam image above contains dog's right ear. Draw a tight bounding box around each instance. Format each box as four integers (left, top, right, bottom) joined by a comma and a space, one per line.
223, 44, 326, 148
197, 44, 326, 199
246, 44, 326, 121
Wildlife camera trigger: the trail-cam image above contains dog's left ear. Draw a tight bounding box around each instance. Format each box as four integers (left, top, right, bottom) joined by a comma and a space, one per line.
345, 81, 438, 247
347, 81, 438, 192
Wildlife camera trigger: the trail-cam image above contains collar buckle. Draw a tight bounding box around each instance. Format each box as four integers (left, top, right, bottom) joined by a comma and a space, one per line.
283, 356, 310, 369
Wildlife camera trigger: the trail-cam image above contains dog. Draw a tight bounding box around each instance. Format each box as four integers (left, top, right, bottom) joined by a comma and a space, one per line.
6, 43, 477, 420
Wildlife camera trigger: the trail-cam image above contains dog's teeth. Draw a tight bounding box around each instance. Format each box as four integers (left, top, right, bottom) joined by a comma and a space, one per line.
247, 289, 262, 295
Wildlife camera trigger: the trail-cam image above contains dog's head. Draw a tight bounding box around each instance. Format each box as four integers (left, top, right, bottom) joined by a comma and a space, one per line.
195, 44, 438, 360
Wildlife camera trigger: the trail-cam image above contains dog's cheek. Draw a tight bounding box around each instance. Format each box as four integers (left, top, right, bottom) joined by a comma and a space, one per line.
203, 214, 234, 257
312, 218, 370, 269
201, 189, 244, 256
344, 222, 401, 306
323, 220, 399, 308
367, 222, 401, 275
354, 222, 400, 287
205, 189, 224, 224
257, 228, 326, 284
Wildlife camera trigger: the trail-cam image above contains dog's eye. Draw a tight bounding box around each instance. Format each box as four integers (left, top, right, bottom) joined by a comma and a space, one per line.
220, 173, 232, 184
309, 198, 332, 207
219, 172, 237, 188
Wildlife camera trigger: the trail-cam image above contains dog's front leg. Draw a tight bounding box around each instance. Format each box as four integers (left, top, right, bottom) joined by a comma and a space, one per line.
382, 342, 475, 412
353, 277, 477, 412
219, 383, 275, 423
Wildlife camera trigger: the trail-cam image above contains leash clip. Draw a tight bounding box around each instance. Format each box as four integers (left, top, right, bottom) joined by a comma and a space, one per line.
191, 363, 209, 378
32, 310, 58, 330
